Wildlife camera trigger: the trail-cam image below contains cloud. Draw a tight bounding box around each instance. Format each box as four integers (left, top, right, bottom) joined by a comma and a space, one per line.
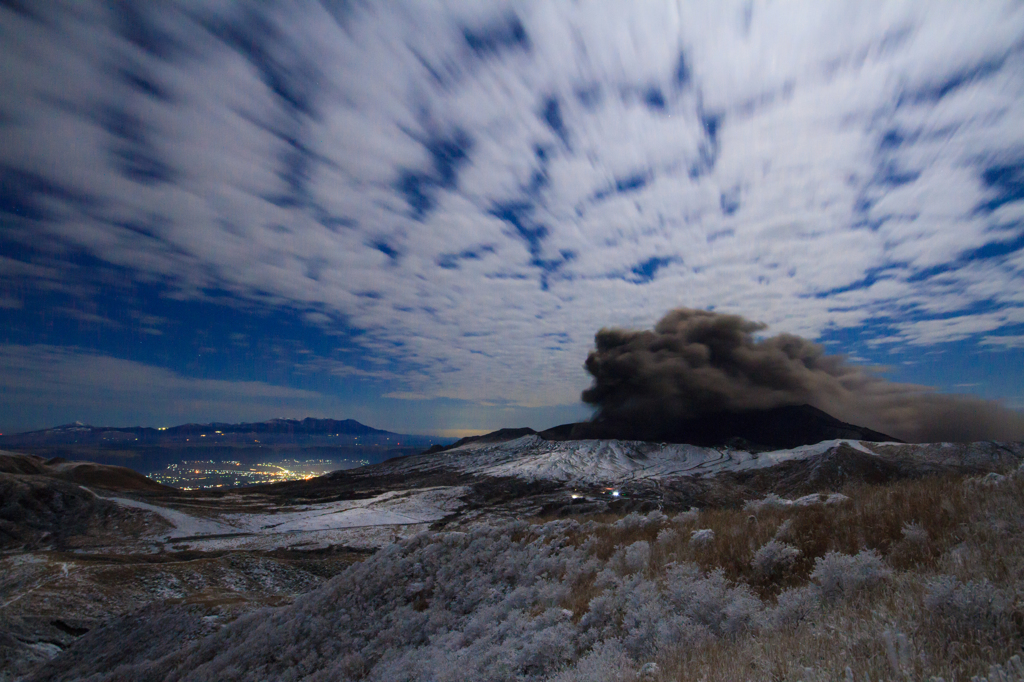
0, 344, 343, 431
383, 392, 432, 401
0, 345, 593, 435
981, 334, 1024, 348
582, 308, 1024, 443
1, 2, 1023, 408
432, 428, 491, 439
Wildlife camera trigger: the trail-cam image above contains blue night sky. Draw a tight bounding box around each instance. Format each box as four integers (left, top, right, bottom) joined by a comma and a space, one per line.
1, 1, 1023, 437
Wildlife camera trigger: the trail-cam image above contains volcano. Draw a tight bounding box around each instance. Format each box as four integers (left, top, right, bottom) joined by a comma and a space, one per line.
540, 404, 900, 449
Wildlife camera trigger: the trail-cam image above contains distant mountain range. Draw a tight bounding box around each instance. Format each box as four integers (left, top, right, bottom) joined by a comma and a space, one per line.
0, 417, 436, 447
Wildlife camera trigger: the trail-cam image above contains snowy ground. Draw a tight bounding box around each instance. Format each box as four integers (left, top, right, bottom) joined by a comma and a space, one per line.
94, 486, 470, 551
381, 436, 887, 484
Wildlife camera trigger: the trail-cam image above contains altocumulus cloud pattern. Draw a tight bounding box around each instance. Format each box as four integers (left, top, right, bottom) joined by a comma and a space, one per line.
2, 1, 1024, 409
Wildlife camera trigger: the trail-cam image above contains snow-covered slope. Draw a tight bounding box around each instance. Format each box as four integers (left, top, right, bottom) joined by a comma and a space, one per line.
374, 436, 1024, 486
94, 486, 469, 552
376, 436, 872, 483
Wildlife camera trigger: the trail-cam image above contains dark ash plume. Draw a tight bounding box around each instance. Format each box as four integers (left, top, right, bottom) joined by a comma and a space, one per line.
582, 308, 1024, 443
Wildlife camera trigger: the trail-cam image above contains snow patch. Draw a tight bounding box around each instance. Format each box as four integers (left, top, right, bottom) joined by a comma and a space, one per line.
97, 486, 469, 551
96, 494, 234, 538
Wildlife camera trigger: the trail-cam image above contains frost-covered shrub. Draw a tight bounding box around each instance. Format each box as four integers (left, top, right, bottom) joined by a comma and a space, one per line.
719, 583, 763, 637
644, 510, 668, 526
751, 539, 801, 577
881, 628, 915, 678
619, 576, 670, 655
638, 661, 660, 679
964, 472, 1006, 488
690, 528, 715, 546
574, 561, 766, 659
745, 493, 850, 513
612, 512, 647, 531
744, 493, 791, 512
774, 518, 795, 541
810, 549, 891, 600
923, 576, 1008, 632
768, 585, 821, 626
549, 640, 637, 682
106, 515, 755, 682
613, 510, 667, 532
672, 508, 700, 525
538, 519, 581, 537
619, 541, 651, 574
962, 654, 1024, 682
659, 565, 763, 641
656, 527, 678, 546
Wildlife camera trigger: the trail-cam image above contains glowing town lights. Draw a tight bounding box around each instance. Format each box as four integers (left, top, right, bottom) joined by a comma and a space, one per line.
570, 494, 582, 499
611, 490, 620, 497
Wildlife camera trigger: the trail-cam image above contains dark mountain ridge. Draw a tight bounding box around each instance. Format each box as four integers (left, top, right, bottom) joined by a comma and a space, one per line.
165, 417, 391, 437
0, 450, 173, 493
0, 417, 424, 447
421, 427, 539, 454
546, 404, 900, 449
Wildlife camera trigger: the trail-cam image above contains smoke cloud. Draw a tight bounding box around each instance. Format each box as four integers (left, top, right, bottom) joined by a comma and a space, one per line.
582, 308, 1024, 443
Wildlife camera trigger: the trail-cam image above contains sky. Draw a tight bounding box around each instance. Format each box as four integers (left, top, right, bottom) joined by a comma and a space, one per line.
1, 1, 1023, 437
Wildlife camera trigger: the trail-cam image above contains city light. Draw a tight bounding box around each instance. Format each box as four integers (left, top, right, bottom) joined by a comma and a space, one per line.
148, 458, 369, 490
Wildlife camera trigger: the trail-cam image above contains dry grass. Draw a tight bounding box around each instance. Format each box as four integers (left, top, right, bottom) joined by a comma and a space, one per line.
658, 576, 1024, 682
554, 472, 1016, 590
541, 466, 1024, 681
